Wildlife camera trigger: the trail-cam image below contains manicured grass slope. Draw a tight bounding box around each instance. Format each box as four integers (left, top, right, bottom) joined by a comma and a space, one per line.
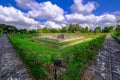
11, 33, 100, 47
60, 35, 105, 80
0, 34, 2, 37
112, 35, 120, 43
7, 34, 105, 80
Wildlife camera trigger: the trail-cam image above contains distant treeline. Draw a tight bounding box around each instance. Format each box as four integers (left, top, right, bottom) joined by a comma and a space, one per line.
0, 24, 119, 34
0, 24, 18, 34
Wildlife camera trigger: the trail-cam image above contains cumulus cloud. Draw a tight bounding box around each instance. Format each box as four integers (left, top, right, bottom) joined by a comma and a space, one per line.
111, 11, 120, 20
0, 0, 118, 29
71, 0, 96, 15
66, 13, 98, 24
15, 0, 65, 23
44, 21, 62, 29
65, 0, 117, 29
0, 5, 40, 29
98, 14, 116, 23
66, 13, 116, 24
15, 0, 37, 10
65, 13, 116, 29
44, 21, 66, 29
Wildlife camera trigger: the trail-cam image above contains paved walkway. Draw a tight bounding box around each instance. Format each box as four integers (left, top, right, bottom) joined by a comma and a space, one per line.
83, 35, 120, 80
0, 35, 33, 80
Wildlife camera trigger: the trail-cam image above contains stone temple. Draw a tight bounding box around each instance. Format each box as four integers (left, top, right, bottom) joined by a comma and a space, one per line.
57, 34, 67, 39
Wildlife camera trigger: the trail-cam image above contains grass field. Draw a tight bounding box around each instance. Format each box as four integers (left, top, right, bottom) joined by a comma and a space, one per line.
0, 34, 2, 37
7, 33, 106, 80
112, 35, 120, 43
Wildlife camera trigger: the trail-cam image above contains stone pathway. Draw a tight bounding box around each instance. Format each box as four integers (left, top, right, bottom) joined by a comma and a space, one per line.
83, 35, 120, 80
0, 35, 33, 80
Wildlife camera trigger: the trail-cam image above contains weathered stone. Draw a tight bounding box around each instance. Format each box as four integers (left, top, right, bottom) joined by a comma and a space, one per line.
57, 34, 67, 39
82, 35, 120, 80
0, 35, 33, 80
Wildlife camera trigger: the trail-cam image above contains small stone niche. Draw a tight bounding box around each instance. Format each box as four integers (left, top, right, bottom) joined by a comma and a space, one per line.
57, 34, 67, 39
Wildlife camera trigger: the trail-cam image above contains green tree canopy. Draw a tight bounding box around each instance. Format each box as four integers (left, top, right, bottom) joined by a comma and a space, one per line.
80, 27, 85, 33
0, 24, 18, 34
115, 25, 120, 36
102, 26, 113, 33
94, 26, 101, 33
68, 24, 74, 33
29, 30, 37, 34
60, 27, 68, 33
68, 24, 80, 33
89, 29, 93, 33
19, 29, 28, 34
0, 28, 3, 34
85, 27, 89, 33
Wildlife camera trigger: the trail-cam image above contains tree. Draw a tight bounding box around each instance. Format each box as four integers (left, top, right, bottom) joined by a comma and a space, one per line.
74, 24, 80, 32
80, 27, 85, 33
89, 29, 93, 33
102, 26, 113, 33
37, 28, 42, 33
115, 25, 120, 36
68, 24, 74, 33
68, 24, 80, 33
85, 27, 89, 33
19, 29, 28, 34
60, 27, 68, 33
0, 28, 3, 34
42, 27, 51, 33
50, 28, 58, 33
29, 30, 37, 34
0, 24, 18, 34
109, 26, 114, 33
94, 26, 101, 33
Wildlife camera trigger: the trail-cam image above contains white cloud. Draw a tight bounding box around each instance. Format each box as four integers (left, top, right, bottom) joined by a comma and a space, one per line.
0, 0, 118, 29
111, 11, 120, 20
0, 5, 40, 29
71, 0, 96, 15
65, 0, 117, 29
15, 0, 37, 10
44, 21, 66, 29
65, 13, 116, 29
15, 0, 65, 23
98, 14, 116, 23
66, 13, 98, 24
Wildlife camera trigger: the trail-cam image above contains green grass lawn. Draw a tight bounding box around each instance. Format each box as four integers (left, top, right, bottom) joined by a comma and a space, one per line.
0, 33, 2, 37
112, 35, 120, 43
11, 33, 101, 47
24, 37, 86, 46
7, 33, 106, 80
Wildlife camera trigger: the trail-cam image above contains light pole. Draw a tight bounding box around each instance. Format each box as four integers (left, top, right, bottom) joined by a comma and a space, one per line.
54, 60, 62, 80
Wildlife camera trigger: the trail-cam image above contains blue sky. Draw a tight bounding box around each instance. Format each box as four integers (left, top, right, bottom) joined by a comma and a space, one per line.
1, 0, 120, 15
0, 0, 119, 29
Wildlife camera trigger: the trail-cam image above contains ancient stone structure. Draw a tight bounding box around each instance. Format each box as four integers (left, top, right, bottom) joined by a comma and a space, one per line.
57, 34, 67, 39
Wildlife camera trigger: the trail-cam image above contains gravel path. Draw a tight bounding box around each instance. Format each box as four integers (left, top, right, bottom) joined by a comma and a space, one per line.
0, 35, 33, 80
83, 35, 120, 80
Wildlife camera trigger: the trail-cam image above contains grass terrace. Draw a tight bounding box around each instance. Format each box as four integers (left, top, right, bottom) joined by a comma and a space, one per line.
112, 35, 120, 43
8, 33, 106, 80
